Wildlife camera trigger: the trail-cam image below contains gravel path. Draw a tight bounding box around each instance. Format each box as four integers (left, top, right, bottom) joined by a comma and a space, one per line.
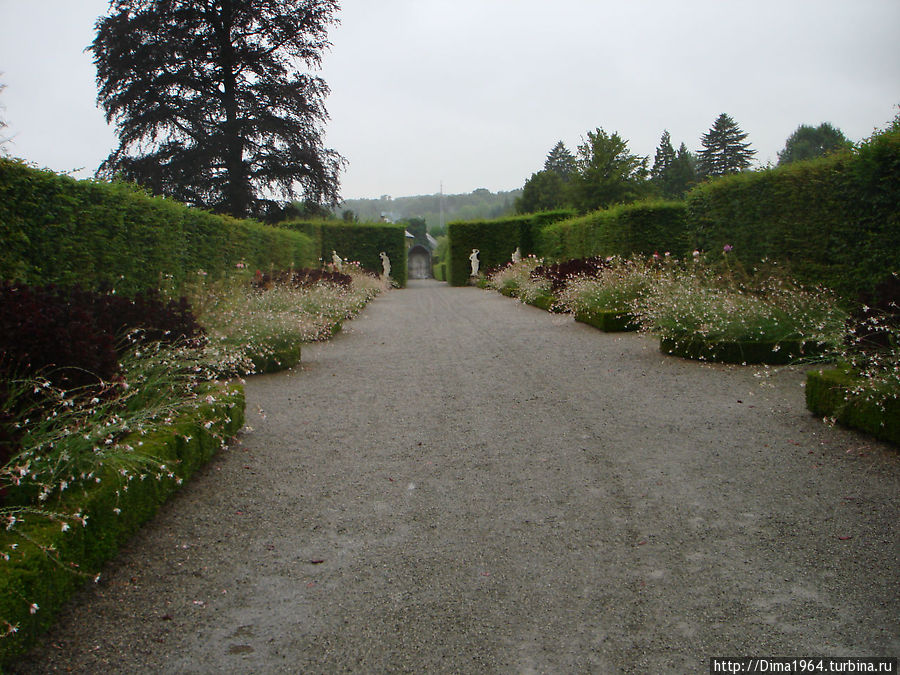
12, 280, 899, 673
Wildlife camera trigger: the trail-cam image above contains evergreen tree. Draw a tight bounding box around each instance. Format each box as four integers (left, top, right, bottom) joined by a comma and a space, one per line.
651, 133, 697, 200
669, 143, 698, 198
651, 130, 676, 181
91, 0, 345, 219
516, 141, 576, 213
543, 140, 577, 179
777, 122, 852, 165
697, 113, 756, 178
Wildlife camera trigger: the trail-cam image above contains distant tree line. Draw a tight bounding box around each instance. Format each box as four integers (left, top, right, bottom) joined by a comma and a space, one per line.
335, 188, 521, 235
516, 113, 853, 214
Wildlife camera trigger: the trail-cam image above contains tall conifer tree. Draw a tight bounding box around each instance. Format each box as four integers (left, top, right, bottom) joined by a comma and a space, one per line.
697, 113, 756, 178
91, 0, 345, 219
651, 130, 676, 181
543, 140, 577, 179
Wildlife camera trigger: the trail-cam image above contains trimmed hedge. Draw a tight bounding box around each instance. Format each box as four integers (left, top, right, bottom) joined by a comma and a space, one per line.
447, 210, 573, 286
685, 129, 900, 300
535, 201, 690, 262
575, 310, 639, 332
321, 222, 407, 288
0, 382, 245, 666
659, 336, 824, 365
806, 368, 900, 446
0, 159, 318, 295
277, 220, 407, 287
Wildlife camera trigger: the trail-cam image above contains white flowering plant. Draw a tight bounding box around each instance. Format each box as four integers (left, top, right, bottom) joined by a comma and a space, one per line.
557, 256, 657, 316
486, 257, 543, 297
632, 260, 847, 350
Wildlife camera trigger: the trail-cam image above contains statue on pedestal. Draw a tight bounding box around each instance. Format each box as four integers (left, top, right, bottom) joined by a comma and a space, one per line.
331, 250, 343, 272
469, 249, 480, 277
512, 247, 521, 264
380, 251, 391, 279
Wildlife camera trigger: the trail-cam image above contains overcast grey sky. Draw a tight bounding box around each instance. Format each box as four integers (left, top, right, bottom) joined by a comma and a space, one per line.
1, 0, 898, 200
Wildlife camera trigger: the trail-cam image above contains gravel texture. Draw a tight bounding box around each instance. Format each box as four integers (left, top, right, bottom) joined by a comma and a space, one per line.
11, 280, 899, 673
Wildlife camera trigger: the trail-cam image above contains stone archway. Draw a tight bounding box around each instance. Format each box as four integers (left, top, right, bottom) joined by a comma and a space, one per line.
408, 245, 433, 279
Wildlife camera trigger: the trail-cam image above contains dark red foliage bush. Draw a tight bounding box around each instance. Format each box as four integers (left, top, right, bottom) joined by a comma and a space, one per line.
0, 283, 204, 469
852, 273, 900, 351
531, 257, 610, 294
0, 283, 120, 391
0, 283, 203, 389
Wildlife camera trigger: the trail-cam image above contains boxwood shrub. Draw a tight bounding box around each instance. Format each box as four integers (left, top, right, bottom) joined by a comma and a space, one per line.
806, 368, 900, 446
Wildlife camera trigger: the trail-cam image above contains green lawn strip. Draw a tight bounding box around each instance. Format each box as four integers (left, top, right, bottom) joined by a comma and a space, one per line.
659, 336, 824, 365
806, 368, 900, 446
0, 382, 245, 665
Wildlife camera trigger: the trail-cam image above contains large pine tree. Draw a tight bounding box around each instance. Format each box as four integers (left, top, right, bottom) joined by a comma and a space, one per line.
650, 130, 676, 182
91, 0, 345, 219
697, 113, 756, 178
543, 140, 577, 179
651, 131, 697, 199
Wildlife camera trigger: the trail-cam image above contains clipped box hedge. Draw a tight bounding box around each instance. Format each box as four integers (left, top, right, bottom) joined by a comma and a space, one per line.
0, 382, 245, 666
0, 158, 318, 295
659, 336, 824, 365
806, 368, 900, 446
575, 310, 639, 332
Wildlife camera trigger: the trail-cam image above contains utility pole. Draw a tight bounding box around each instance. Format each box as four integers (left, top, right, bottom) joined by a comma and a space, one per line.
439, 181, 444, 232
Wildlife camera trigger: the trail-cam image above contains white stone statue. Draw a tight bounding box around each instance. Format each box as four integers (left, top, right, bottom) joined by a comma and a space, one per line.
469, 249, 480, 277
380, 251, 391, 278
512, 247, 522, 264
331, 250, 343, 272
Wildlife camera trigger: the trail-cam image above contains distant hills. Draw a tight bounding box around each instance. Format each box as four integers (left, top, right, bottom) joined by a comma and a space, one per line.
335, 188, 522, 234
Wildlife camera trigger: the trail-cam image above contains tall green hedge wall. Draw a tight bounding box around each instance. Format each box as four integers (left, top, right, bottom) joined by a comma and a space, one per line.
536, 201, 689, 261
447, 210, 573, 286
277, 220, 407, 287
448, 129, 899, 300
322, 222, 407, 287
685, 129, 900, 299
0, 158, 317, 294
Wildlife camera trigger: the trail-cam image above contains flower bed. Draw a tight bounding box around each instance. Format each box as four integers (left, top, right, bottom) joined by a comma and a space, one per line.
633, 259, 846, 365
557, 257, 655, 330
524, 293, 559, 313
0, 266, 384, 662
0, 382, 244, 664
